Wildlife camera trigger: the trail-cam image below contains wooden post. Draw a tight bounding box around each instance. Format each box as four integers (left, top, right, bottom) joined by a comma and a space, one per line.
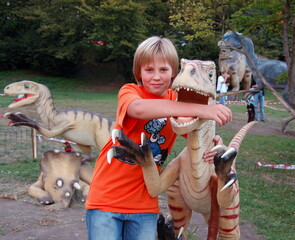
31, 128, 38, 159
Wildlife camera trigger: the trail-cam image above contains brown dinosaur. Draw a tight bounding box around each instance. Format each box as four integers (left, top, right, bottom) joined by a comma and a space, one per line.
218, 46, 252, 92
108, 59, 257, 240
28, 148, 90, 208
3, 80, 115, 183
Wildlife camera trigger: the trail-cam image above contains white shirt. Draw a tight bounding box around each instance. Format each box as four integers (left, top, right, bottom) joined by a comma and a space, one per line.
217, 75, 228, 93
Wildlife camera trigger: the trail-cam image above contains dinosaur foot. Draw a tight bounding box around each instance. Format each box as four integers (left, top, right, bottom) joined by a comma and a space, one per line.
157, 214, 184, 240
211, 146, 238, 191
107, 129, 153, 167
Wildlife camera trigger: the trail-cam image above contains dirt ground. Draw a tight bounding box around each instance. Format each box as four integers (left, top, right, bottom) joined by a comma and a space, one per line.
0, 102, 294, 240
0, 193, 264, 240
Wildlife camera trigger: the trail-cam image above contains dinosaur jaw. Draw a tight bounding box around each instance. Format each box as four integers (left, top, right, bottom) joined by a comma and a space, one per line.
170, 87, 214, 135
6, 93, 37, 109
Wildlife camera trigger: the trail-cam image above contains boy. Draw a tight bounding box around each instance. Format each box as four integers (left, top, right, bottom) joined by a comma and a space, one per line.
85, 36, 232, 240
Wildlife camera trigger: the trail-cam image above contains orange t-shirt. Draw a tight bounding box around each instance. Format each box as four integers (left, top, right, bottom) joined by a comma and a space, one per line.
85, 83, 177, 213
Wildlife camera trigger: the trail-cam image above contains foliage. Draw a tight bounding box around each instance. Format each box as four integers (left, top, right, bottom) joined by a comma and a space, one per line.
230, 0, 291, 59
0, 0, 171, 79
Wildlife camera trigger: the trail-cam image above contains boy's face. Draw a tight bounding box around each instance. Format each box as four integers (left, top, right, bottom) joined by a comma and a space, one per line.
140, 58, 173, 96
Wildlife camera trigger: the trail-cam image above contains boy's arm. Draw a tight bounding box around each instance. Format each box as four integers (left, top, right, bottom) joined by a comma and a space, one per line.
127, 99, 232, 127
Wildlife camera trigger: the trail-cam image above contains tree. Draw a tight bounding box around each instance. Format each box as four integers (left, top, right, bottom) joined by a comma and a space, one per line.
230, 0, 295, 131
169, 0, 295, 132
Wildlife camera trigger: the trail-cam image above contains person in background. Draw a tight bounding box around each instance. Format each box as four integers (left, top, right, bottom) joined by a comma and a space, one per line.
217, 70, 230, 105
246, 94, 256, 122
85, 36, 232, 240
251, 80, 265, 122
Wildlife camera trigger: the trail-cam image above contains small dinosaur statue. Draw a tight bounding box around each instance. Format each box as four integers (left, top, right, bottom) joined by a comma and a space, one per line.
108, 59, 257, 240
3, 80, 115, 169
28, 147, 90, 208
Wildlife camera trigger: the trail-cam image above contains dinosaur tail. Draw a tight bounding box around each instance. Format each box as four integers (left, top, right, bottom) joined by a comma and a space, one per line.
228, 121, 258, 151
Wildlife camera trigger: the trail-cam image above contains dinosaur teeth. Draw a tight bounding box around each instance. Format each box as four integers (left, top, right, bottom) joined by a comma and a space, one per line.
171, 117, 198, 127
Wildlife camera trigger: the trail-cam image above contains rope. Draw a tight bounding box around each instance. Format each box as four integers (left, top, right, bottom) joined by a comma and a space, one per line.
256, 162, 295, 170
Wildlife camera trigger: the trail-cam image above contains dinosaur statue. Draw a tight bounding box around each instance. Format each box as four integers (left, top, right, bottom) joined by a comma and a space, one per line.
28, 147, 90, 208
218, 32, 288, 90
218, 46, 252, 92
108, 59, 257, 240
3, 80, 115, 175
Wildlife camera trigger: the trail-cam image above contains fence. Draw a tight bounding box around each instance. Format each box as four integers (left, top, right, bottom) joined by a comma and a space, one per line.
0, 127, 85, 164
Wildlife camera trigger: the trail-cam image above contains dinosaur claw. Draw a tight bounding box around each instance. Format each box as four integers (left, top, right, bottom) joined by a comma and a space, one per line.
73, 182, 81, 190
112, 129, 120, 144
220, 173, 238, 192
177, 227, 184, 239
107, 148, 114, 164
1, 112, 11, 118
221, 147, 237, 159
140, 132, 149, 146
210, 144, 225, 154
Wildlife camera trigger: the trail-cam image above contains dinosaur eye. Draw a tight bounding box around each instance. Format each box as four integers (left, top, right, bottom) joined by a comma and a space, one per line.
24, 84, 30, 89
190, 68, 196, 75
208, 70, 213, 79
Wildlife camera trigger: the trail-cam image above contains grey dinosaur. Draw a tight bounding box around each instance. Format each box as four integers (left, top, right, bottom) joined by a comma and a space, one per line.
218, 32, 288, 90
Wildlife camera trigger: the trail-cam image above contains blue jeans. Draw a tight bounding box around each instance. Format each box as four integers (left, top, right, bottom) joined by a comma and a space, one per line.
86, 209, 158, 240
254, 91, 265, 121
219, 96, 226, 105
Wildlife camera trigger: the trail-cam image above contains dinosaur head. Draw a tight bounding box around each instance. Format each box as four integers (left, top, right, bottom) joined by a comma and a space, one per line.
41, 150, 82, 207
4, 80, 41, 109
170, 59, 216, 135
219, 47, 233, 61
218, 31, 244, 51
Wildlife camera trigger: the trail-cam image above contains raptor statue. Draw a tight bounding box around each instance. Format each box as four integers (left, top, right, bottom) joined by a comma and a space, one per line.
28, 147, 90, 208
3, 80, 115, 183
108, 59, 257, 240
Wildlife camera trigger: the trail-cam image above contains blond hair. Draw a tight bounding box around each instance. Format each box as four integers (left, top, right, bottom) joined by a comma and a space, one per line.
133, 36, 179, 85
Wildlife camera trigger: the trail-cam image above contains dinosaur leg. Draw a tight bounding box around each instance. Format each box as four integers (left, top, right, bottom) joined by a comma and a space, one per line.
242, 69, 252, 90
166, 180, 192, 240
79, 162, 94, 184
28, 173, 54, 205
77, 144, 95, 162
79, 179, 90, 203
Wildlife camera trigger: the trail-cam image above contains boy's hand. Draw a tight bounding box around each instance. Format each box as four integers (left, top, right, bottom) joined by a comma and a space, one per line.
200, 104, 232, 127
203, 135, 223, 164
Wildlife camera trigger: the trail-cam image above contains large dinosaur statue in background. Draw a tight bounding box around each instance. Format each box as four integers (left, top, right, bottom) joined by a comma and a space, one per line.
3, 80, 115, 167
218, 32, 288, 90
109, 59, 257, 239
218, 46, 252, 92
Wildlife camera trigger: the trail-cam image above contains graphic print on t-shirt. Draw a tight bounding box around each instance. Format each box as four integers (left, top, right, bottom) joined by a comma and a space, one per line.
118, 118, 169, 166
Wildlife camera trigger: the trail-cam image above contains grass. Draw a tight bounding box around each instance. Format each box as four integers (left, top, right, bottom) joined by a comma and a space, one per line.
0, 70, 295, 239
